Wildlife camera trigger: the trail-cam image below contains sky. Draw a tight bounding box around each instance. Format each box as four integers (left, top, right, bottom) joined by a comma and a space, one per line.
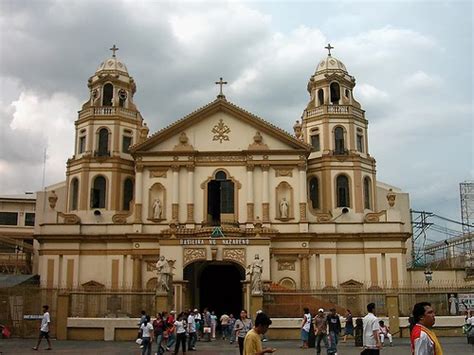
0, 0, 472, 234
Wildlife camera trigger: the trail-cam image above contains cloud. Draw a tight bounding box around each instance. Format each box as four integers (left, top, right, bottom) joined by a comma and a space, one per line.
0, 1, 471, 227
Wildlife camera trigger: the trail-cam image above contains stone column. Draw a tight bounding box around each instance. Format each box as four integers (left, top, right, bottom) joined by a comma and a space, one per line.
299, 254, 310, 290
261, 164, 270, 222
171, 164, 180, 221
186, 165, 195, 224
134, 164, 144, 223
132, 256, 142, 289
298, 164, 308, 222
246, 164, 254, 223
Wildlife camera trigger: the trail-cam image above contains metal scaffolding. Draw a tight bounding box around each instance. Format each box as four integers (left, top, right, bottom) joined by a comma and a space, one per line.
460, 181, 474, 235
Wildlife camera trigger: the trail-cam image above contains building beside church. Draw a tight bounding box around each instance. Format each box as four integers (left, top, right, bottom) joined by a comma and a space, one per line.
35, 46, 415, 316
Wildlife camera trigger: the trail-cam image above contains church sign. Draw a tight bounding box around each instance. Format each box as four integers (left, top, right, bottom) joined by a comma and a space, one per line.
180, 238, 250, 245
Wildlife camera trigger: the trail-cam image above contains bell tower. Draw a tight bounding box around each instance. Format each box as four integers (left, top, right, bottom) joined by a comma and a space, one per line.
65, 45, 148, 220
300, 44, 377, 215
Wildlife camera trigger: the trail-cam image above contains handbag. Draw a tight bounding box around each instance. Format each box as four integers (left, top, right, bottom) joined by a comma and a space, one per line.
135, 338, 143, 345
203, 326, 211, 334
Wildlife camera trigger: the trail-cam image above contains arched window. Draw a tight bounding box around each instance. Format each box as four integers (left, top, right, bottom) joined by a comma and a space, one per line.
317, 89, 324, 106
123, 178, 134, 210
97, 128, 109, 156
330, 82, 340, 104
103, 83, 113, 106
118, 89, 127, 108
215, 171, 227, 181
91, 176, 107, 208
334, 127, 345, 154
70, 178, 79, 210
364, 177, 372, 209
309, 177, 319, 209
336, 175, 350, 207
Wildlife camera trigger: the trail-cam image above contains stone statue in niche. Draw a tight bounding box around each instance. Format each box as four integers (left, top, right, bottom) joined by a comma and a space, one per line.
247, 254, 264, 294
156, 255, 172, 293
279, 197, 289, 218
152, 198, 162, 219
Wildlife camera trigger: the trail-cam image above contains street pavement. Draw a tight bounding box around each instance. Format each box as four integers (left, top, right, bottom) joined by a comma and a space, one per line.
0, 337, 472, 354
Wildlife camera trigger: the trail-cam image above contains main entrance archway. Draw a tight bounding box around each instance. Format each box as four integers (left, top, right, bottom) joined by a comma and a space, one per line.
184, 261, 245, 316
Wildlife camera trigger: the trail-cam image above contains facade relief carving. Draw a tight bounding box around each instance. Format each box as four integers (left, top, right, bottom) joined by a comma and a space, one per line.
174, 132, 194, 151
223, 248, 246, 266
149, 168, 168, 178
248, 131, 269, 150
277, 258, 296, 271
183, 248, 207, 266
212, 119, 231, 143
275, 168, 293, 177
58, 212, 81, 224
387, 189, 397, 207
364, 210, 387, 223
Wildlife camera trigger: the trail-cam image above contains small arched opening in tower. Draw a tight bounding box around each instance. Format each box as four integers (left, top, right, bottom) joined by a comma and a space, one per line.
330, 82, 340, 104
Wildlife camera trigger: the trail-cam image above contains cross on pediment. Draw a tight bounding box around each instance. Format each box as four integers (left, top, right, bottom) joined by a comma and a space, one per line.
215, 77, 228, 99
325, 43, 334, 56
110, 44, 119, 57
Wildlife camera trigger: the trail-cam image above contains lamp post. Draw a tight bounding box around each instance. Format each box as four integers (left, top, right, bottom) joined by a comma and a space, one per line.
424, 267, 433, 286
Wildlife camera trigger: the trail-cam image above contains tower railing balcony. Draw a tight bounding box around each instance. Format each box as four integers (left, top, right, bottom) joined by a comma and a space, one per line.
78, 106, 139, 120
305, 104, 365, 120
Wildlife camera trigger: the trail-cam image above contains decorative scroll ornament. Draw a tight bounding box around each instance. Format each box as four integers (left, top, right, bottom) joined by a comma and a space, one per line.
223, 248, 246, 266
183, 248, 206, 266
277, 259, 296, 271
212, 119, 231, 143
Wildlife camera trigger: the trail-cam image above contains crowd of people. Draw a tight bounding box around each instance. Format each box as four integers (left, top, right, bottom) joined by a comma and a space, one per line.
136, 308, 275, 355
299, 302, 447, 355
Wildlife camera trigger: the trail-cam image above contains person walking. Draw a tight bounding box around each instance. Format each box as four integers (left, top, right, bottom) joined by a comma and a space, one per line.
313, 308, 328, 355
243, 312, 276, 355
174, 312, 187, 355
228, 313, 236, 344
32, 305, 52, 351
220, 312, 230, 340
300, 307, 312, 348
203, 308, 212, 342
327, 308, 341, 355
140, 315, 154, 355
234, 309, 253, 355
343, 309, 354, 342
378, 320, 393, 346
193, 309, 202, 341
166, 311, 176, 351
410, 302, 443, 355
362, 303, 382, 354
187, 309, 197, 351
153, 313, 165, 355
210, 311, 217, 340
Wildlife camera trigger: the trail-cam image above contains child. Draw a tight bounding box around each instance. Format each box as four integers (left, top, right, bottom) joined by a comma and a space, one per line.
379, 320, 393, 346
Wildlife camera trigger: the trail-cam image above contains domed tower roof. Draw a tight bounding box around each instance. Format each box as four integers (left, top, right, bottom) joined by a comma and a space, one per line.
314, 55, 348, 74
95, 45, 129, 75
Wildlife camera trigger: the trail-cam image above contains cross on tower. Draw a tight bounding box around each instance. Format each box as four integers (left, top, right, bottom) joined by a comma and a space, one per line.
215, 77, 228, 99
325, 43, 334, 56
109, 44, 119, 57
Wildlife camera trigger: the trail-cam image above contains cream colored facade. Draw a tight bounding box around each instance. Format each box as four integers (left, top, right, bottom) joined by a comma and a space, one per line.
35, 49, 413, 311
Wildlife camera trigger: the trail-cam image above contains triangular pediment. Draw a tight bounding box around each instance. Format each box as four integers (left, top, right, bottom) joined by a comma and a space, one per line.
131, 98, 311, 154
81, 280, 105, 288
339, 279, 364, 288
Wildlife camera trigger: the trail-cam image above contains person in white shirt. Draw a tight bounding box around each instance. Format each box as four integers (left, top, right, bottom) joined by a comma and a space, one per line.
174, 312, 188, 354
187, 310, 197, 351
140, 315, 154, 355
362, 303, 381, 354
32, 305, 52, 351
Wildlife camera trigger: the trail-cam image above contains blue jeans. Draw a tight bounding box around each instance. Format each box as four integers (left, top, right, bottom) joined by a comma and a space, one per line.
328, 331, 338, 355
167, 332, 176, 348
141, 337, 152, 355
155, 334, 163, 354
188, 332, 197, 349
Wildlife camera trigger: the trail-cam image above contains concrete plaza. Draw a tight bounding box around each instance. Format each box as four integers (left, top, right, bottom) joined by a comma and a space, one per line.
0, 337, 472, 355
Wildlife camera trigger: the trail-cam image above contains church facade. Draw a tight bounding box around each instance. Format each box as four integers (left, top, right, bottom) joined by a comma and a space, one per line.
35, 46, 412, 314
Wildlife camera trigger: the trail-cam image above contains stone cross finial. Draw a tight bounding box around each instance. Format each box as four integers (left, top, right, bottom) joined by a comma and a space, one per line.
325, 43, 334, 56
110, 44, 119, 57
215, 77, 228, 99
